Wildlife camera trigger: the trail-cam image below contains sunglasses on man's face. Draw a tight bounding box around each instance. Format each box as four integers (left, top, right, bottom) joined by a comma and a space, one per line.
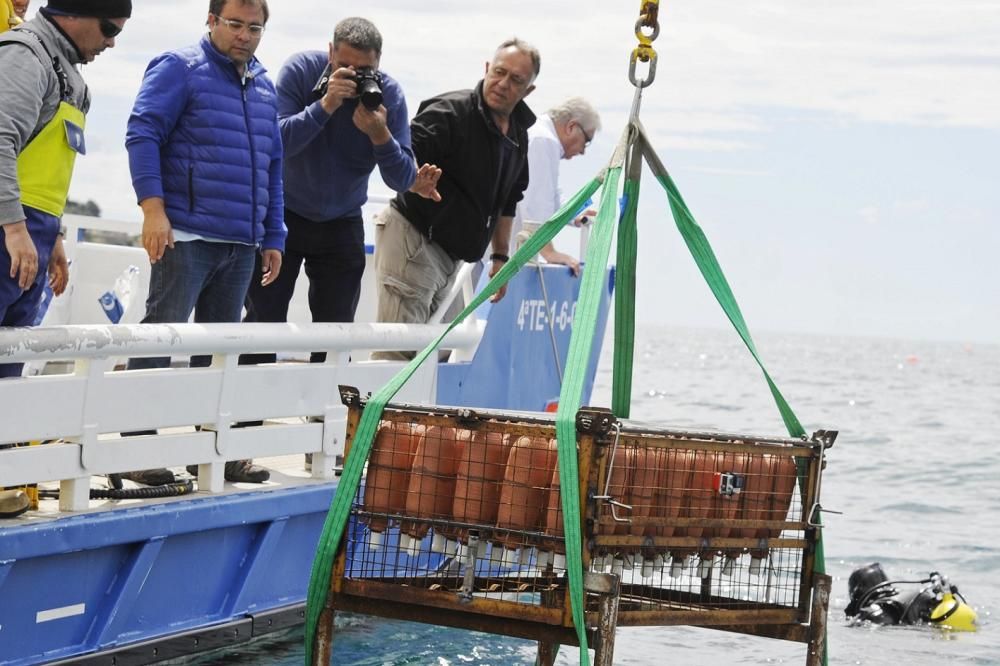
99, 18, 122, 39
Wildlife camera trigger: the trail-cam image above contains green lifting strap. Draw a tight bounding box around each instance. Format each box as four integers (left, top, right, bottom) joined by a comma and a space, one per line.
639, 128, 828, 663
638, 131, 806, 439
555, 159, 626, 666
303, 120, 826, 666
612, 139, 643, 419
302, 173, 607, 665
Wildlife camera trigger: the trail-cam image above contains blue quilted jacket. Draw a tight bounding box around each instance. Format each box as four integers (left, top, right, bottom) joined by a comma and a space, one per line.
126, 35, 286, 251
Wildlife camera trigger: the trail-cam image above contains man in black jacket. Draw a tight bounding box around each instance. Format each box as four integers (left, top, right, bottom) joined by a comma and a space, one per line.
373, 38, 538, 350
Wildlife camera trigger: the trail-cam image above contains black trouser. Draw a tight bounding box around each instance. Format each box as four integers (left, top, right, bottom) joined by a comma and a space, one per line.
242, 209, 366, 364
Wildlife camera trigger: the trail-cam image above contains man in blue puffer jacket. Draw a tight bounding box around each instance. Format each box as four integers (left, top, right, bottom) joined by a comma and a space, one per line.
121, 0, 286, 485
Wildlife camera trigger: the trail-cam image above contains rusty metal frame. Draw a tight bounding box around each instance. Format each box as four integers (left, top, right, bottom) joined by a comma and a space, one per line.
312, 392, 831, 664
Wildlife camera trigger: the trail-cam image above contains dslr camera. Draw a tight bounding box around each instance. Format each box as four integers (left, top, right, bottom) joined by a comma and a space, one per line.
352, 66, 383, 110
312, 65, 384, 111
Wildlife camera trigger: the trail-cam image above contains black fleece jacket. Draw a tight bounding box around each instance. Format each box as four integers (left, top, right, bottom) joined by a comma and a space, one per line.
391, 81, 535, 262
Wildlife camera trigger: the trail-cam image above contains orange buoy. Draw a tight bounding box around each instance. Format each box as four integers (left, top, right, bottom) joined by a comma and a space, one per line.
654, 448, 693, 575
540, 459, 564, 571
657, 448, 693, 554
434, 429, 473, 552
630, 446, 663, 577
671, 449, 715, 577
452, 430, 511, 557
362, 421, 421, 549
708, 450, 748, 577
770, 455, 798, 527
495, 435, 558, 566
453, 430, 511, 524
757, 453, 798, 574
737, 452, 774, 573
401, 425, 467, 555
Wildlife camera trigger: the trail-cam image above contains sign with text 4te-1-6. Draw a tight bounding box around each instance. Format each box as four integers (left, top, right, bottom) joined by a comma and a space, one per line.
517, 298, 577, 332
437, 264, 615, 412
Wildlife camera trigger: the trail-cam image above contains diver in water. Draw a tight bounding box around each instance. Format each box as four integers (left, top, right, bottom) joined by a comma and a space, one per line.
845, 562, 977, 631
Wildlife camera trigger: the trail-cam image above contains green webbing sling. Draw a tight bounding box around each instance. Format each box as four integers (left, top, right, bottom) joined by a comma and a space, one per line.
639, 128, 828, 662
637, 131, 805, 436
611, 139, 643, 419
304, 121, 825, 664
554, 149, 628, 664
303, 173, 607, 664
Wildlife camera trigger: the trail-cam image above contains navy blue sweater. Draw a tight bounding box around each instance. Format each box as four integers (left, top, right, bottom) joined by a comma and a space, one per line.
276, 50, 415, 222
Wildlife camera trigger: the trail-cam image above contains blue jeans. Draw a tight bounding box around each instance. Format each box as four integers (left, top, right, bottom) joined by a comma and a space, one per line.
0, 207, 59, 378
127, 240, 256, 371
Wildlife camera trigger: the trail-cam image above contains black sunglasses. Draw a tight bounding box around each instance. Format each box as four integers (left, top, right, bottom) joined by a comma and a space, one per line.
99, 18, 122, 39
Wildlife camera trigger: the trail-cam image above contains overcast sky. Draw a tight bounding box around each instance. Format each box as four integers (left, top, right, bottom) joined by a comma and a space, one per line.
46, 0, 999, 344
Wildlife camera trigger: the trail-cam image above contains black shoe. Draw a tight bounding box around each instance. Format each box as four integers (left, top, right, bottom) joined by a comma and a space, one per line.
224, 460, 269, 483
118, 468, 176, 486
0, 489, 30, 518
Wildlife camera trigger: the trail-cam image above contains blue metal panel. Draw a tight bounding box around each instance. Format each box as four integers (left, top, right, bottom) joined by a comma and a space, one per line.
110, 525, 260, 636
0, 484, 335, 665
90, 538, 166, 649
233, 512, 329, 611
438, 264, 615, 411
222, 518, 289, 616
0, 544, 135, 663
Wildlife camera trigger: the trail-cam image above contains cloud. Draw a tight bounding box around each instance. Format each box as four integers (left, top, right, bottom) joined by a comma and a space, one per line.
683, 166, 770, 177
858, 199, 930, 226
859, 206, 881, 225
55, 0, 1000, 222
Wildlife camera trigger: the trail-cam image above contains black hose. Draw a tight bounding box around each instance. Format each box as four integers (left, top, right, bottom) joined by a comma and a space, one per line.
852, 577, 934, 615
37, 480, 195, 501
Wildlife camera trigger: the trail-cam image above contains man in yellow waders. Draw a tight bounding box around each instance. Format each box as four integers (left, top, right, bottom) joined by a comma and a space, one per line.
0, 0, 131, 378
0, 0, 130, 516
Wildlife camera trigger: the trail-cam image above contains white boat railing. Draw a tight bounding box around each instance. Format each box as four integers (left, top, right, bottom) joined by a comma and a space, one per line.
0, 320, 479, 511
51, 207, 482, 351
2, 197, 582, 514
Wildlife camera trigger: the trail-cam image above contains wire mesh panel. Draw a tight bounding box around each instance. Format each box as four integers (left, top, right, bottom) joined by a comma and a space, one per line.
341, 401, 571, 627
331, 388, 832, 637
584, 421, 825, 627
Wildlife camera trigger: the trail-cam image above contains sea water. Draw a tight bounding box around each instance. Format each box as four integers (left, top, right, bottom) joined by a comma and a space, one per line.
192, 325, 999, 665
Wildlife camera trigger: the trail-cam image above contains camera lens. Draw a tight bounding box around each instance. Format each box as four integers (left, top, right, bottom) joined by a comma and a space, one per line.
354, 68, 383, 111
358, 80, 382, 110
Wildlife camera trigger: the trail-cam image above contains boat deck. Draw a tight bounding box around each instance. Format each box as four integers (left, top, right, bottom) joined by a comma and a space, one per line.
7, 446, 337, 527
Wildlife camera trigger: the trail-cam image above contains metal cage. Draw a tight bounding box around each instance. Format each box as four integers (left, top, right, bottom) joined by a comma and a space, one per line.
314, 387, 834, 664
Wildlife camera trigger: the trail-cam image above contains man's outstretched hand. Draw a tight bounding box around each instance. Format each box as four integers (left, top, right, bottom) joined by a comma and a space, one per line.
410, 163, 442, 202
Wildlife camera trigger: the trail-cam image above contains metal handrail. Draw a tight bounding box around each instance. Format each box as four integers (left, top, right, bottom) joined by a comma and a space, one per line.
0, 320, 481, 363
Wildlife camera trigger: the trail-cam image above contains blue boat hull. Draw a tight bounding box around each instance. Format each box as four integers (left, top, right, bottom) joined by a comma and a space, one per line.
0, 264, 613, 664
0, 485, 334, 664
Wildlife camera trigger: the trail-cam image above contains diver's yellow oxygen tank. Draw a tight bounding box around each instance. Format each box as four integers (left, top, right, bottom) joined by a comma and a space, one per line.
929, 591, 978, 632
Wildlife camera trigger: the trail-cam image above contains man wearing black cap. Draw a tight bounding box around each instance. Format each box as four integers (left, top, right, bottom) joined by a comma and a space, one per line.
0, 0, 131, 379
0, 0, 130, 516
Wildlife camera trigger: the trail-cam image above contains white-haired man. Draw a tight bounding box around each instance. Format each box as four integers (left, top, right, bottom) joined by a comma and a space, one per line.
514, 96, 601, 276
